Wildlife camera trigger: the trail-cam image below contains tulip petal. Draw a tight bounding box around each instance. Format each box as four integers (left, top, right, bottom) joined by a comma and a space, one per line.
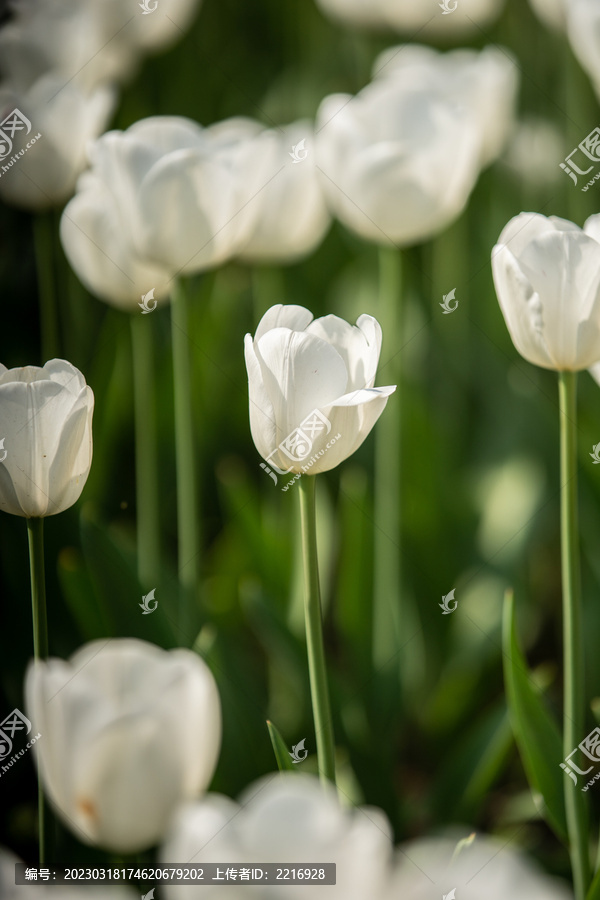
254, 304, 314, 342
254, 327, 348, 450
306, 314, 383, 391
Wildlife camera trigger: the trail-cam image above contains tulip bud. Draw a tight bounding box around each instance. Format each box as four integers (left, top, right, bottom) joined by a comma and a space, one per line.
0, 359, 94, 518
245, 304, 395, 476
26, 639, 222, 853
491, 213, 600, 371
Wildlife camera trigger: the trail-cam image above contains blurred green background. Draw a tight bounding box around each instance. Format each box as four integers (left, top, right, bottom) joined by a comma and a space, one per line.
2, 0, 600, 881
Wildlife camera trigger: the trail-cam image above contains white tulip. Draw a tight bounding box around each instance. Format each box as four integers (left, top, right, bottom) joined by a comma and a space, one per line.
315, 76, 482, 246
161, 773, 394, 900
60, 115, 275, 309
26, 638, 222, 854
0, 0, 202, 93
314, 0, 505, 38
386, 834, 572, 900
527, 0, 567, 31
238, 121, 331, 263
0, 359, 94, 518
316, 78, 482, 245
372, 44, 519, 167
245, 304, 395, 476
491, 213, 600, 371
0, 74, 115, 210
0, 848, 137, 900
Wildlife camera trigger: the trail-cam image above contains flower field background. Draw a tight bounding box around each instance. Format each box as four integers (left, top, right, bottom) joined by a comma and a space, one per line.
2, 0, 600, 896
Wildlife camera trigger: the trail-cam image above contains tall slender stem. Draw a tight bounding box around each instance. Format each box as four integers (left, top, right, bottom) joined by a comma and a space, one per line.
298, 475, 336, 785
131, 315, 161, 587
27, 517, 48, 866
559, 371, 589, 900
33, 213, 59, 362
372, 246, 402, 672
171, 279, 200, 635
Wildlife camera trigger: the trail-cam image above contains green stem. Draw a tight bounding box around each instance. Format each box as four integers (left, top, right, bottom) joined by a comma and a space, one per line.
27, 517, 48, 867
372, 246, 402, 672
171, 279, 200, 636
33, 213, 59, 362
298, 475, 336, 785
559, 371, 589, 900
130, 315, 161, 587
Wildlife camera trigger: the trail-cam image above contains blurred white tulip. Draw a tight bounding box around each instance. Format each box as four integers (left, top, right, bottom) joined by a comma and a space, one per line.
60, 115, 274, 309
315, 76, 481, 245
0, 74, 115, 210
238, 121, 331, 263
387, 834, 573, 900
502, 117, 565, 188
26, 638, 221, 854
0, 848, 137, 900
492, 213, 600, 371
527, 0, 566, 31
0, 0, 202, 93
245, 304, 395, 475
0, 359, 94, 518
372, 44, 519, 167
314, 0, 506, 38
161, 773, 394, 899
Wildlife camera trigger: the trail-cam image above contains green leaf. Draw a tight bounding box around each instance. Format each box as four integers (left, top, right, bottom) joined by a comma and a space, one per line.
502, 589, 568, 844
587, 867, 600, 900
266, 720, 295, 772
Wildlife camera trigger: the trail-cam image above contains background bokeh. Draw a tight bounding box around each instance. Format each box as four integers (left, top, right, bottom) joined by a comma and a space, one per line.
1, 0, 600, 883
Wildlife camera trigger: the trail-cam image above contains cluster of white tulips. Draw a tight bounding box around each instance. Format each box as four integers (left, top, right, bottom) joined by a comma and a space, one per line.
3, 0, 600, 896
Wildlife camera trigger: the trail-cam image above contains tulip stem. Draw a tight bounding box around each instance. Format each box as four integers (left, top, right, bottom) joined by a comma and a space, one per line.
131, 315, 161, 587
27, 517, 48, 866
33, 212, 60, 362
298, 475, 336, 785
171, 279, 200, 637
559, 371, 590, 900
372, 247, 402, 677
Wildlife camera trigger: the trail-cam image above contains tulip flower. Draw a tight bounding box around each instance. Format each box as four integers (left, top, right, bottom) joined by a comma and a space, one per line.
527, 0, 566, 31
315, 77, 481, 247
162, 774, 393, 900
388, 835, 573, 900
0, 358, 94, 519
238, 121, 331, 263
372, 45, 519, 168
566, 0, 600, 101
491, 211, 596, 897
246, 305, 395, 784
314, 0, 505, 38
491, 213, 600, 371
245, 304, 395, 475
0, 75, 115, 211
60, 115, 273, 308
26, 638, 222, 854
